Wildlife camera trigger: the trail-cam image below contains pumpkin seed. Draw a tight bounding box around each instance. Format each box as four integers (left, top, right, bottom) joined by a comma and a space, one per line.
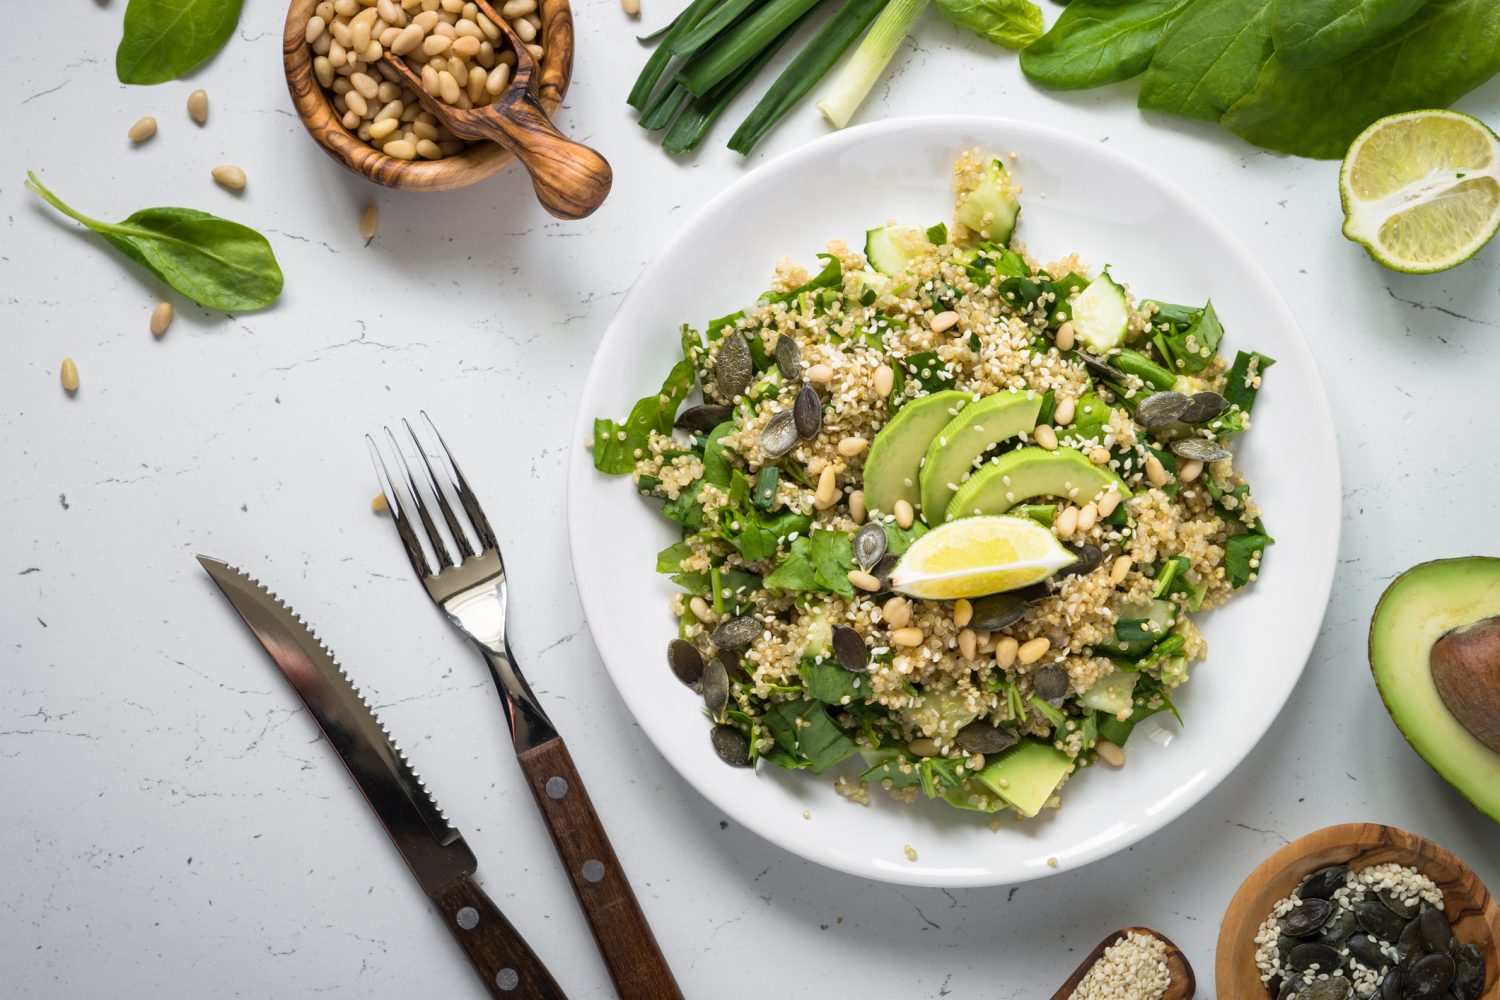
1381, 968, 1404, 1000
1135, 390, 1190, 428
667, 638, 704, 687
710, 725, 751, 767
1404, 953, 1456, 999
1012, 581, 1053, 604
1296, 865, 1350, 901
1170, 436, 1232, 462
1397, 917, 1425, 967
1277, 977, 1297, 1000
1288, 941, 1344, 973
711, 615, 760, 650
1283, 898, 1336, 937
1314, 907, 1358, 948
774, 335, 801, 381
1056, 542, 1101, 578
1179, 390, 1228, 424
1297, 977, 1352, 1000
968, 593, 1031, 632
1079, 353, 1125, 382
1452, 943, 1484, 1000
853, 522, 888, 570
872, 553, 900, 590
1416, 907, 1455, 954
714, 331, 752, 399
1347, 932, 1390, 969
956, 722, 1018, 755
794, 384, 822, 438
1356, 900, 1409, 943
701, 656, 730, 720
1378, 892, 1421, 920
1033, 665, 1069, 705
761, 410, 799, 458
831, 625, 869, 673
675, 403, 732, 433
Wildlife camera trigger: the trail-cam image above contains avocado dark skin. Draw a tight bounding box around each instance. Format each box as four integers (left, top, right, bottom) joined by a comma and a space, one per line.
1431, 616, 1500, 754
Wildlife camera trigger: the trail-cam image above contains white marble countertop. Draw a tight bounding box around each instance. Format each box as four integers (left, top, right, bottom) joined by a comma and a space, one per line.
4, 3, 1498, 997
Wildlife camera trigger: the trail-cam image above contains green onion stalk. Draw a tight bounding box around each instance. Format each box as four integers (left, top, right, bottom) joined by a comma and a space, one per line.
816, 0, 929, 128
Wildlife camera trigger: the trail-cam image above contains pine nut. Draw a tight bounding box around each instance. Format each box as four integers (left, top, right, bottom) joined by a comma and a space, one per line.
500, 0, 535, 16
1055, 505, 1078, 539
1109, 555, 1132, 585
1095, 740, 1125, 768
995, 636, 1018, 670
882, 596, 911, 630
1053, 396, 1075, 426
306, 14, 329, 41
1033, 424, 1058, 451
813, 465, 838, 509
622, 0, 640, 15
958, 628, 977, 661
391, 22, 424, 52
383, 138, 417, 159
211, 164, 247, 190
975, 630, 993, 653
1076, 501, 1098, 533
423, 32, 452, 54
1145, 454, 1168, 488
456, 17, 484, 37
351, 71, 380, 98
848, 570, 881, 593
451, 34, 480, 57
525, 44, 544, 62
371, 492, 389, 513
930, 310, 959, 333
485, 62, 511, 94
358, 202, 380, 238
150, 301, 173, 337
412, 119, 439, 140
848, 489, 866, 524
314, 55, 335, 86
512, 15, 536, 40
60, 358, 79, 393
351, 18, 372, 50
891, 627, 925, 648
1179, 458, 1204, 483
805, 363, 833, 384
873, 364, 894, 397
893, 499, 915, 529
907, 737, 939, 757
437, 69, 460, 102
128, 116, 157, 142
837, 436, 868, 458
953, 598, 973, 628
416, 138, 443, 159
1055, 321, 1076, 351
1089, 447, 1111, 465
345, 89, 368, 116
1017, 637, 1050, 665
689, 596, 714, 622
1097, 487, 1121, 517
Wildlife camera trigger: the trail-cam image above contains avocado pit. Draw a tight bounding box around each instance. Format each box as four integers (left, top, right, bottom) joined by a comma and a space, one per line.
1430, 615, 1500, 754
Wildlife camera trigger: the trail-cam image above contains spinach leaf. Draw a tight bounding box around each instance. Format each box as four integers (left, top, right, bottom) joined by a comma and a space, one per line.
26, 173, 282, 312
1222, 0, 1500, 159
800, 659, 862, 704
660, 480, 708, 529
1138, 0, 1274, 124
764, 536, 819, 591
591, 354, 698, 473
763, 699, 859, 772
1153, 300, 1223, 375
810, 528, 856, 596
1223, 350, 1275, 414
936, 0, 1044, 49
117, 0, 244, 85
1223, 531, 1272, 587
760, 253, 843, 306
702, 422, 736, 486
1271, 0, 1427, 68
1021, 0, 1192, 91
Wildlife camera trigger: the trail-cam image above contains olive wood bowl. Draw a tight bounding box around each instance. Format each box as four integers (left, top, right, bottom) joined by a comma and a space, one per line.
1050, 926, 1195, 999
1217, 823, 1499, 998
283, 0, 573, 192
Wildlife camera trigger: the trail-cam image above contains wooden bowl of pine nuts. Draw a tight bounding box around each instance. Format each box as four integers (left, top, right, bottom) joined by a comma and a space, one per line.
285, 0, 573, 191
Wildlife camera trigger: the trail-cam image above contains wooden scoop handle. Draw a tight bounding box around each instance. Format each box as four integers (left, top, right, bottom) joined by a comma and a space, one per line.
458, 88, 612, 220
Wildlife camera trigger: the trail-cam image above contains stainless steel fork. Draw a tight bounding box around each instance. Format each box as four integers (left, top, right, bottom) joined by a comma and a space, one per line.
368, 414, 682, 1000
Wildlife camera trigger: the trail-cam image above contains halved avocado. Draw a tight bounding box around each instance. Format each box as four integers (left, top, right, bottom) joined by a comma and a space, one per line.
1369, 557, 1500, 823
945, 447, 1129, 522
863, 390, 971, 518
918, 390, 1042, 525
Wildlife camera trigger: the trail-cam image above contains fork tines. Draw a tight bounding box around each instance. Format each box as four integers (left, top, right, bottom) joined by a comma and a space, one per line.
367, 412, 498, 580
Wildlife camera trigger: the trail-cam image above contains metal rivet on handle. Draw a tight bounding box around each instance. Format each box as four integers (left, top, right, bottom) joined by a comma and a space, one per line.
496, 968, 519, 991
544, 776, 568, 799
456, 906, 479, 930
581, 859, 605, 883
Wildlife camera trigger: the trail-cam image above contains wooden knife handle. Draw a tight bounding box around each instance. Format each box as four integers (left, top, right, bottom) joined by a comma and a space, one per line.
434, 872, 568, 1000
516, 737, 683, 1000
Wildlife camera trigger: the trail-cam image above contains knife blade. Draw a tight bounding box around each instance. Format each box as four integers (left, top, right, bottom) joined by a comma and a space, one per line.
197, 555, 567, 1000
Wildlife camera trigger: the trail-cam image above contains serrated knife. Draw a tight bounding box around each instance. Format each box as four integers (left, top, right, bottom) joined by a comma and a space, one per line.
197, 556, 566, 1000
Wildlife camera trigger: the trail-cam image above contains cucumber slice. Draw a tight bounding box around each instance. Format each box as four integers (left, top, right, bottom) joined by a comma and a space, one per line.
1070, 271, 1131, 353
955, 159, 1021, 244
1079, 670, 1139, 716
864, 224, 932, 276
1105, 598, 1177, 657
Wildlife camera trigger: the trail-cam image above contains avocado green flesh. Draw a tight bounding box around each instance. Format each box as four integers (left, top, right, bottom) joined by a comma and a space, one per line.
1369, 557, 1500, 823
945, 447, 1129, 522
973, 740, 1075, 817
863, 390, 971, 517
918, 391, 1041, 526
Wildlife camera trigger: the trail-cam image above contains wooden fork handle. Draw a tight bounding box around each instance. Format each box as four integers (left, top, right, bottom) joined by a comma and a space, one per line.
466, 88, 612, 220
433, 872, 569, 1000
516, 737, 683, 1000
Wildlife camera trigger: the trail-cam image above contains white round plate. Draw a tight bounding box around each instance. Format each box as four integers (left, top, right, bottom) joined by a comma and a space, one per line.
567, 116, 1340, 887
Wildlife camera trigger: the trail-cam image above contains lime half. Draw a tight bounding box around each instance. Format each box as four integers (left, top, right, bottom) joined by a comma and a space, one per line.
1340, 110, 1500, 274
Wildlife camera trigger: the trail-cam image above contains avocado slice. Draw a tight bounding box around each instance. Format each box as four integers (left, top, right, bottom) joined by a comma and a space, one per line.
918, 390, 1042, 526
1370, 557, 1500, 823
972, 739, 1075, 817
945, 447, 1129, 522
863, 390, 971, 518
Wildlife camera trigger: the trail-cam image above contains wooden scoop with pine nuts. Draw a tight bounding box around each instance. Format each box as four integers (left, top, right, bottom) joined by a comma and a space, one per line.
382, 0, 611, 219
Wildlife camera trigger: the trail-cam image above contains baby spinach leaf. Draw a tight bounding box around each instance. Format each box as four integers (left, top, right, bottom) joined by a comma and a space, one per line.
1222, 0, 1500, 158
592, 355, 697, 473
1138, 0, 1274, 123
763, 699, 859, 772
26, 172, 282, 312
1223, 350, 1275, 414
1153, 300, 1222, 374
1223, 531, 1272, 587
810, 528, 856, 596
1020, 0, 1192, 91
117, 0, 244, 85
936, 0, 1044, 49
1271, 0, 1427, 68
764, 536, 820, 590
800, 659, 862, 704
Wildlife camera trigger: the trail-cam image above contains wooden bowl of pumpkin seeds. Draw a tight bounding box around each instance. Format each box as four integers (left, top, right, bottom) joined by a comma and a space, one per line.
1217, 823, 1497, 999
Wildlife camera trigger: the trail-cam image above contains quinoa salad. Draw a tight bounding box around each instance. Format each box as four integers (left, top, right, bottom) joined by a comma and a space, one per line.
593, 150, 1275, 819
